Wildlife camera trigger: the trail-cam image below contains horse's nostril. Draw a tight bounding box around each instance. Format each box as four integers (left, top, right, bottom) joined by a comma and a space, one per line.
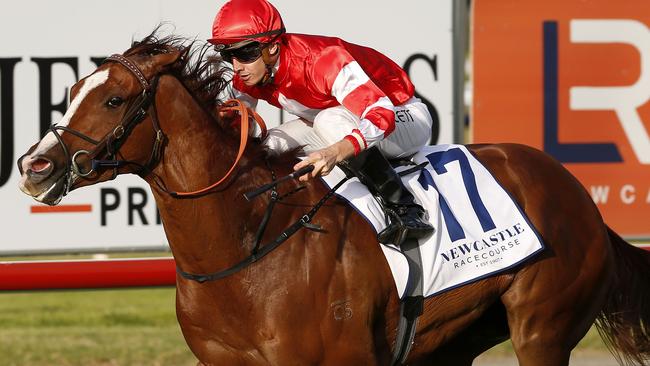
30, 158, 52, 174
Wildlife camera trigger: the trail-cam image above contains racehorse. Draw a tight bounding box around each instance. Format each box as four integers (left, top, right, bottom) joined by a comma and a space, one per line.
17, 32, 650, 366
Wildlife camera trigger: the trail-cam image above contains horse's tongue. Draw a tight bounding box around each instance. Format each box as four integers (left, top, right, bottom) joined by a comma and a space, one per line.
31, 159, 51, 173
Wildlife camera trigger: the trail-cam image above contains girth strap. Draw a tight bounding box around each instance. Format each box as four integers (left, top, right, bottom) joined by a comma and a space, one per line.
391, 237, 425, 365
389, 164, 428, 365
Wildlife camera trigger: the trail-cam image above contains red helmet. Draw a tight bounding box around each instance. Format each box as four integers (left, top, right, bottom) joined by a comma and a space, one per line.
209, 0, 285, 50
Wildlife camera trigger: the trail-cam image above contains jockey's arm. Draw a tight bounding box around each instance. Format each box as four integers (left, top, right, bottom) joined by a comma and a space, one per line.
293, 48, 396, 181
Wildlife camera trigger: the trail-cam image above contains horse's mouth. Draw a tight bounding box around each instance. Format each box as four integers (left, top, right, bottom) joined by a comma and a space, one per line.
19, 173, 69, 206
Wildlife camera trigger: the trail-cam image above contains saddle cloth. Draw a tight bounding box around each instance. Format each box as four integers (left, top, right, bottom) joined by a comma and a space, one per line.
320, 144, 545, 298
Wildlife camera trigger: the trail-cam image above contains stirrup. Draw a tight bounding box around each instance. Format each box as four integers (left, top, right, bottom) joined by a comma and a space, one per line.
378, 224, 401, 245
378, 225, 409, 247
377, 211, 409, 246
377, 207, 434, 246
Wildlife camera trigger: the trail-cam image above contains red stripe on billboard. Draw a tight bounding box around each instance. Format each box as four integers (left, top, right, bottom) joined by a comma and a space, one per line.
31, 205, 93, 213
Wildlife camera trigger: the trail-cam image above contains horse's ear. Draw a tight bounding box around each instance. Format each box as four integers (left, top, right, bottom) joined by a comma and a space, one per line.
141, 47, 187, 76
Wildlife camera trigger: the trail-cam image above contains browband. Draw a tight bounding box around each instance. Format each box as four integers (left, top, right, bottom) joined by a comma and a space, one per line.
104, 54, 150, 90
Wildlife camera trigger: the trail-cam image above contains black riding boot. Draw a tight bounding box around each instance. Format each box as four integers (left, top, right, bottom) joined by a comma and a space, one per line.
342, 146, 434, 246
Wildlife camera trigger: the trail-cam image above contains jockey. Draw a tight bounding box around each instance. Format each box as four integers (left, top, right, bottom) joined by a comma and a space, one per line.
209, 0, 434, 245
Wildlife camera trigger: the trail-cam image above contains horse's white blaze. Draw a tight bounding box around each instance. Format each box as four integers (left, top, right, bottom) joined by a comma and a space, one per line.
18, 70, 110, 193
30, 70, 110, 158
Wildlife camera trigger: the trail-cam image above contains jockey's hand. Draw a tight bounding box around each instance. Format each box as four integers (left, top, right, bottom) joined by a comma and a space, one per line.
294, 139, 356, 182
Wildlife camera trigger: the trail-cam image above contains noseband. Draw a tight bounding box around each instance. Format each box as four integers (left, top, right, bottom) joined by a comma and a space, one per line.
48, 54, 165, 196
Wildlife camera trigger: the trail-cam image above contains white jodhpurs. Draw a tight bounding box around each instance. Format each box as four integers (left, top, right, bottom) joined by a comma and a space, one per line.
262, 97, 433, 159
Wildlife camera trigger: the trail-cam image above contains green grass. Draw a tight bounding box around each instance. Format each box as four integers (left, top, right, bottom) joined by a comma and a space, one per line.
0, 288, 196, 366
0, 286, 613, 365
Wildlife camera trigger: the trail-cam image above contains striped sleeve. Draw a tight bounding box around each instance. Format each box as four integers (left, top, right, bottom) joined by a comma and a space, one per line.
311, 47, 395, 154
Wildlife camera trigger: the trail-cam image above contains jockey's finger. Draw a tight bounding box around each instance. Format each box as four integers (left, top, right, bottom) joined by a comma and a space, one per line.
295, 150, 325, 171
298, 171, 312, 182
309, 162, 324, 179
320, 162, 332, 176
298, 159, 323, 182
294, 157, 316, 171
293, 160, 307, 171
294, 151, 320, 169
297, 163, 315, 182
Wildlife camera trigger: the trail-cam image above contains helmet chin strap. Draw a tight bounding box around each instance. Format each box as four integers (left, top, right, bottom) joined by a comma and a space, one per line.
259, 63, 274, 85
258, 45, 278, 86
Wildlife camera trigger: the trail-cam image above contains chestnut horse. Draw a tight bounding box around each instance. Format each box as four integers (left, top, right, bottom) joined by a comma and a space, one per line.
17, 34, 650, 366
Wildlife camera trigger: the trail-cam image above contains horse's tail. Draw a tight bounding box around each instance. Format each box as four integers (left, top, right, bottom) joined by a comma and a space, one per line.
595, 227, 650, 365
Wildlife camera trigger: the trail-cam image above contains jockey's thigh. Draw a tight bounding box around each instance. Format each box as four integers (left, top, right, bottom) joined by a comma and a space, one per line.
313, 97, 433, 159
379, 98, 433, 158
262, 118, 329, 155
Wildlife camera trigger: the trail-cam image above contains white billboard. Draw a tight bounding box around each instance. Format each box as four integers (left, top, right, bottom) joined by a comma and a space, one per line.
0, 0, 460, 254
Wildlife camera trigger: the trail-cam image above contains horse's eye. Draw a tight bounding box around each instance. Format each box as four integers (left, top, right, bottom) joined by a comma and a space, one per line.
107, 97, 124, 108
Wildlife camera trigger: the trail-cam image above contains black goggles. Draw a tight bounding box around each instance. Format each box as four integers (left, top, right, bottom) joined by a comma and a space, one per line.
219, 42, 265, 64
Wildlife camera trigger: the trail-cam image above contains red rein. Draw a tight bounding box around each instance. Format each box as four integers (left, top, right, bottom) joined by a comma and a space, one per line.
170, 99, 267, 197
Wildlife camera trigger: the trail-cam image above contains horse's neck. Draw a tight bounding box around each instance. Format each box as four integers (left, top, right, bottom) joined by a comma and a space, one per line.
146, 76, 259, 274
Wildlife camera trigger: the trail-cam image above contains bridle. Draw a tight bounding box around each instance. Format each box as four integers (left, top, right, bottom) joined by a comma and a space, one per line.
47, 53, 265, 199
48, 54, 164, 197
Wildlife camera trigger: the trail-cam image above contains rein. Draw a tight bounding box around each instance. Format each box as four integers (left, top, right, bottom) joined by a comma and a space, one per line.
176, 175, 348, 283
168, 99, 267, 198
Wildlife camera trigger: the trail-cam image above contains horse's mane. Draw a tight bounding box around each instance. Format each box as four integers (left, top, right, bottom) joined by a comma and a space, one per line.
120, 27, 284, 161
123, 27, 229, 115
